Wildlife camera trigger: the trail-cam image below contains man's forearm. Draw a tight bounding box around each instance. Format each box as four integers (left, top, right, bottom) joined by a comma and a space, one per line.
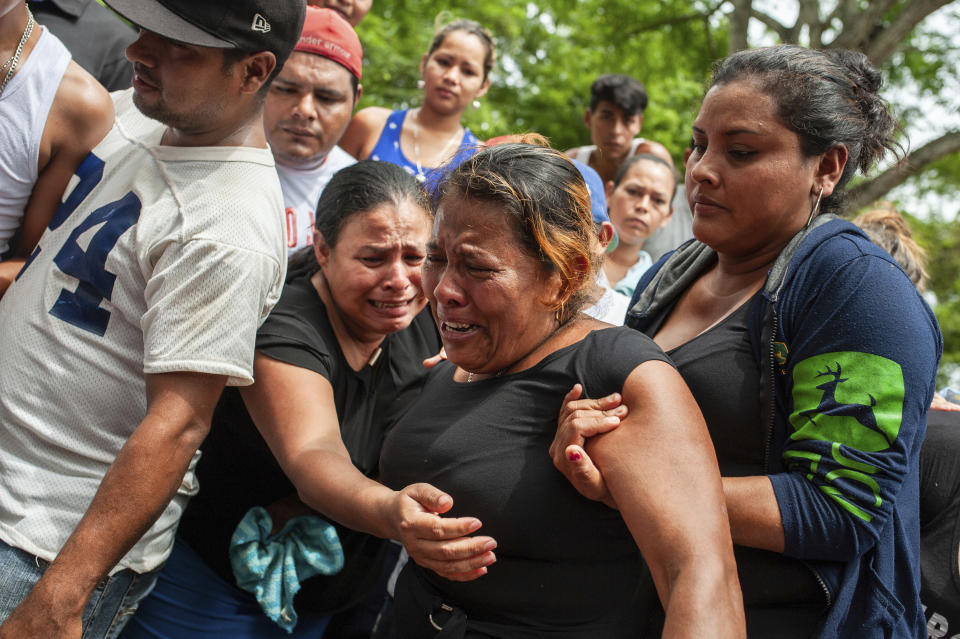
31, 409, 210, 614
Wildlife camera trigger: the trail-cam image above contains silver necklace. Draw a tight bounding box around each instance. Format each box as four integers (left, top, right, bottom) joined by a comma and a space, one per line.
467, 370, 503, 383
0, 7, 35, 96
465, 320, 567, 382
410, 107, 462, 184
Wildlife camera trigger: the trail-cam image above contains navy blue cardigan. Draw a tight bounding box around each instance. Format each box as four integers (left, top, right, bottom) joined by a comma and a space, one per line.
627, 217, 941, 638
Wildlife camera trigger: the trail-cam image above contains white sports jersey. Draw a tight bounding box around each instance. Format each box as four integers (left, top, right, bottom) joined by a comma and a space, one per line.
277, 145, 355, 254
0, 89, 286, 574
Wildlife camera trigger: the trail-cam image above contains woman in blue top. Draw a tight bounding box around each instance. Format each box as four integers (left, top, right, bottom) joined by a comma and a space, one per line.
339, 19, 491, 188
552, 45, 941, 638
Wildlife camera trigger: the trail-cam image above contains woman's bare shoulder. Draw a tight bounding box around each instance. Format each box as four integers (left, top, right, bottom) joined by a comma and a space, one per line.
341, 107, 395, 159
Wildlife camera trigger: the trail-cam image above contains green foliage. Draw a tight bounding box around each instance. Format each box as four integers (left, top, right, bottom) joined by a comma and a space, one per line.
903, 212, 960, 387
355, 0, 960, 384
915, 150, 960, 201
355, 0, 720, 163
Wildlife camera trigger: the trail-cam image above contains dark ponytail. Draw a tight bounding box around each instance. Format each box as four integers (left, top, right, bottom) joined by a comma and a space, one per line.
821, 49, 900, 175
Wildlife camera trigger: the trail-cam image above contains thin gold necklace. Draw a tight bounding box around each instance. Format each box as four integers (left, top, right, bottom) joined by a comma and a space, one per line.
410, 107, 462, 184
0, 7, 35, 96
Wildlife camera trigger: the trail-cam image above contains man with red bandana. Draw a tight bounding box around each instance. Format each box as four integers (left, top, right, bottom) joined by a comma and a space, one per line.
266, 6, 363, 254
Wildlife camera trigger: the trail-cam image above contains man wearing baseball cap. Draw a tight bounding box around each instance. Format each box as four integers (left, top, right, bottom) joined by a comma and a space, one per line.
0, 1, 305, 637
268, 6, 363, 255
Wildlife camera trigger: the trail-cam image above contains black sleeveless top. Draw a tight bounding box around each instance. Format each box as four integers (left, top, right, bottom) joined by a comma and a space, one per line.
644, 295, 828, 638
654, 295, 765, 477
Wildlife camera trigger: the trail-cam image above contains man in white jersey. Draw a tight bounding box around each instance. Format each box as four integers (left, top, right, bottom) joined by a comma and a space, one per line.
267, 6, 362, 254
0, 1, 306, 637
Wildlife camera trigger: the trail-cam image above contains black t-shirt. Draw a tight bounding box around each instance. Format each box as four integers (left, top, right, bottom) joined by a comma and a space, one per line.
920, 410, 960, 637
656, 295, 764, 477
177, 274, 440, 616
380, 326, 671, 637
643, 295, 827, 637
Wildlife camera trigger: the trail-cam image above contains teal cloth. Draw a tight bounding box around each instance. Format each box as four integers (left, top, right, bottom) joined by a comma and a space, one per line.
229, 506, 344, 633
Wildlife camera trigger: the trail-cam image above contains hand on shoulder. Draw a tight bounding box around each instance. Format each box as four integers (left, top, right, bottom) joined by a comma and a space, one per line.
549, 383, 626, 508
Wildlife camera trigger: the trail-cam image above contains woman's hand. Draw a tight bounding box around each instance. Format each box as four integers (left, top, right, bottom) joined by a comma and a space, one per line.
387, 483, 497, 582
549, 384, 627, 508
422, 347, 447, 369
931, 392, 960, 412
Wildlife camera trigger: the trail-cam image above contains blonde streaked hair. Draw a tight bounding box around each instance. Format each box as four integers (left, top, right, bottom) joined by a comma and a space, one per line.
853, 203, 928, 291
436, 134, 598, 322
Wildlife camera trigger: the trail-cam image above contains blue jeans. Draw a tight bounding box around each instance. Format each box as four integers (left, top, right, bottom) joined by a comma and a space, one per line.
119, 537, 331, 639
0, 538, 159, 639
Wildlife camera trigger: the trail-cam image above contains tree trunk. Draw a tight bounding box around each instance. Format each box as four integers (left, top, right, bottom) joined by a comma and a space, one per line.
863, 0, 954, 66
828, 0, 898, 52
844, 131, 960, 212
728, 0, 752, 52
797, 0, 822, 46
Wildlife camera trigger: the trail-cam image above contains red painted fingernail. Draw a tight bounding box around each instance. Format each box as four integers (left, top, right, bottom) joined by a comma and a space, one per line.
568, 451, 582, 462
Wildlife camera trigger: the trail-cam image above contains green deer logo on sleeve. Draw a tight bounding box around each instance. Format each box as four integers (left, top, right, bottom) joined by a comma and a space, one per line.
786, 352, 905, 521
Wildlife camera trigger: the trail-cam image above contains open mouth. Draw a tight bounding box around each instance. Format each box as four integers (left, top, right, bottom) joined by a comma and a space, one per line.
442, 321, 476, 333
371, 299, 411, 309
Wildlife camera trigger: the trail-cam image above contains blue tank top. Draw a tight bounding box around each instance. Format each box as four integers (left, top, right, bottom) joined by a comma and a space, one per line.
368, 109, 479, 191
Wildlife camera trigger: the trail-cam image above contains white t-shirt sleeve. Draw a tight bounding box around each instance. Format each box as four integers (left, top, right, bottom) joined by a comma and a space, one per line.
142, 237, 282, 385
